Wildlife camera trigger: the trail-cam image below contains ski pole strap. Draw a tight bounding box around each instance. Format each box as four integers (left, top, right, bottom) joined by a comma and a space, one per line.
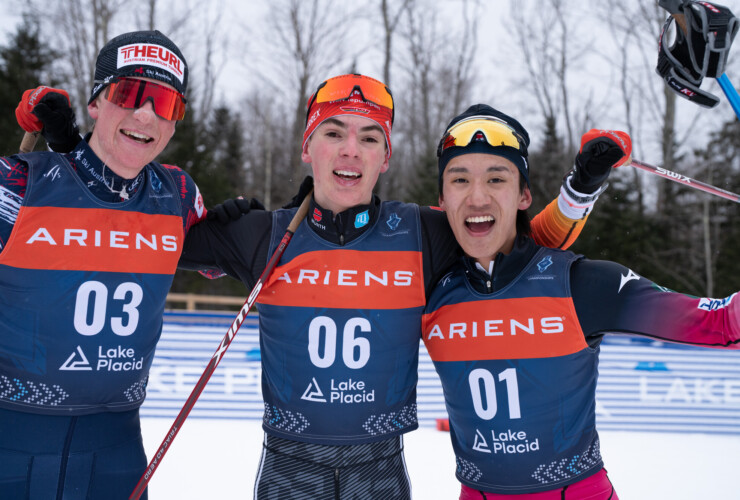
687, 1, 738, 77
656, 51, 720, 107
656, 1, 739, 107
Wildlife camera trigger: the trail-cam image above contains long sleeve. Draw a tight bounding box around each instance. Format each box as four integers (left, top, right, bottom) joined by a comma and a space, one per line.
572, 258, 740, 348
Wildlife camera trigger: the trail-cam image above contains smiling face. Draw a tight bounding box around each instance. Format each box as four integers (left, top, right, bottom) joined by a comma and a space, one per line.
87, 77, 177, 179
439, 153, 532, 268
301, 115, 389, 215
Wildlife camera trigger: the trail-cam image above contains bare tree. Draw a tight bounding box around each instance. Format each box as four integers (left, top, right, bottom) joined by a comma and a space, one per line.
378, 0, 413, 87
390, 0, 481, 204
240, 91, 294, 209
23, 0, 219, 129
25, 0, 124, 129
509, 0, 594, 158
258, 0, 354, 186
595, 1, 722, 295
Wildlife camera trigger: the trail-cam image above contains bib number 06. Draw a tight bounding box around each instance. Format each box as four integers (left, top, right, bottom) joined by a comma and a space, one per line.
308, 316, 371, 369
73, 281, 143, 336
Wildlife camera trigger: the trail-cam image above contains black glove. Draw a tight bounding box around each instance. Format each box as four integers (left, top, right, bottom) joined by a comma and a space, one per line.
570, 129, 631, 194
282, 176, 314, 209
33, 92, 82, 153
207, 197, 265, 224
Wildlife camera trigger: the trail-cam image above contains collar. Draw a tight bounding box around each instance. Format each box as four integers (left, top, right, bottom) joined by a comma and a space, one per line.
306, 195, 380, 245
463, 235, 539, 293
64, 133, 145, 202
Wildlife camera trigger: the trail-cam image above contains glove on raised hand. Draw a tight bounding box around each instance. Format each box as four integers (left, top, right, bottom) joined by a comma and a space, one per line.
206, 197, 266, 224
15, 86, 81, 153
570, 129, 632, 194
282, 176, 314, 209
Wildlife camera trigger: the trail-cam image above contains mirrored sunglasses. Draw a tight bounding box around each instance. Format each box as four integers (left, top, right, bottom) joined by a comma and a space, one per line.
104, 77, 187, 121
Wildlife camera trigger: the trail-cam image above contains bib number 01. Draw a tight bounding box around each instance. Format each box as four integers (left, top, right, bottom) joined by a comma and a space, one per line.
73, 281, 143, 336
308, 316, 371, 369
469, 367, 521, 420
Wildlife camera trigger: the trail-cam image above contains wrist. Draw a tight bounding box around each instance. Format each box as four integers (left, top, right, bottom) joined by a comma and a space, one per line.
48, 134, 83, 154
559, 172, 608, 219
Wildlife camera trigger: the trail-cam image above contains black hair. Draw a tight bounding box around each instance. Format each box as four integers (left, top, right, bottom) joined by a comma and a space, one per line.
516, 171, 531, 237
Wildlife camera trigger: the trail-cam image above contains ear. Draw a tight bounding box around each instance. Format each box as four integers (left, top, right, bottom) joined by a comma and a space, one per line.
379, 156, 390, 174
518, 186, 533, 210
301, 140, 312, 164
88, 98, 100, 121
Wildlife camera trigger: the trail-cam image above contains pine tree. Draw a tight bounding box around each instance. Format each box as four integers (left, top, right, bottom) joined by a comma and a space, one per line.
528, 116, 569, 215
162, 102, 250, 299
0, 16, 57, 156
695, 119, 740, 297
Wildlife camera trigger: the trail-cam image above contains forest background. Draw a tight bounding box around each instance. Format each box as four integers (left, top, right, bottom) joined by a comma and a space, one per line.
1, 0, 739, 300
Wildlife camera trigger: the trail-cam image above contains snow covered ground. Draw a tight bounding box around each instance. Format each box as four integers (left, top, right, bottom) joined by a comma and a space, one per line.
137, 312, 740, 499
141, 418, 740, 499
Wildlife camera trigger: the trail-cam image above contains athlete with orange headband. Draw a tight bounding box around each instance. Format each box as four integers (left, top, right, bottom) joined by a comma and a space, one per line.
177, 74, 630, 498
2, 31, 205, 499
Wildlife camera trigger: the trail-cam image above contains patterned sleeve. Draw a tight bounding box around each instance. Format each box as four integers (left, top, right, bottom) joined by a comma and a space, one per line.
0, 155, 29, 251
530, 197, 586, 250
572, 258, 740, 349
161, 164, 206, 236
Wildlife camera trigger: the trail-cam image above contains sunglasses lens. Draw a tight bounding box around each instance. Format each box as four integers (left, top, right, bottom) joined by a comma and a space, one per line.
105, 79, 140, 108
314, 75, 394, 110
440, 118, 525, 156
105, 78, 186, 121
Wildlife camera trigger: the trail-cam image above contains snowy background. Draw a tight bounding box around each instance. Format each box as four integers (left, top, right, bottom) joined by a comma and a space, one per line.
138, 312, 740, 499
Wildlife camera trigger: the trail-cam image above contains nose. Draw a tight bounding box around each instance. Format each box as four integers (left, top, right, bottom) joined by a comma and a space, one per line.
467, 179, 490, 207
340, 134, 360, 157
133, 100, 157, 123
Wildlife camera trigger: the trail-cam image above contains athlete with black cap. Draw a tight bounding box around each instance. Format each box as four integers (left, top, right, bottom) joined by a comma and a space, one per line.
425, 103, 740, 499
2, 30, 205, 499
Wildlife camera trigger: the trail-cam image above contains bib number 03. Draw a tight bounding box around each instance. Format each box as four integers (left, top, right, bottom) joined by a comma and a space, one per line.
73, 281, 143, 336
308, 316, 371, 369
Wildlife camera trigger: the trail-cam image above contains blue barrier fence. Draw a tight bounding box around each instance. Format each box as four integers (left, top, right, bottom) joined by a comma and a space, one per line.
141, 311, 740, 434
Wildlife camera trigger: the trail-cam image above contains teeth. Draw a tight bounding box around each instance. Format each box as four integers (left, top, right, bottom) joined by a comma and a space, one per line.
466, 215, 494, 223
334, 170, 360, 177
123, 130, 151, 141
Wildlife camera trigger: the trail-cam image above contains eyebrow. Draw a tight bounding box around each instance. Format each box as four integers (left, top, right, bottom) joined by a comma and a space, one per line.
321, 117, 383, 134
446, 165, 512, 174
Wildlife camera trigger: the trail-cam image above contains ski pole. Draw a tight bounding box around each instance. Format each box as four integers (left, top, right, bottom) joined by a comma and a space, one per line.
19, 131, 38, 153
129, 191, 313, 500
717, 73, 740, 119
627, 158, 740, 203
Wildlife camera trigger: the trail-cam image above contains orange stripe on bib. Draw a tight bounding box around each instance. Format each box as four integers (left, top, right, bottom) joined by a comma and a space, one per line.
422, 296, 586, 361
257, 250, 425, 310
0, 206, 183, 274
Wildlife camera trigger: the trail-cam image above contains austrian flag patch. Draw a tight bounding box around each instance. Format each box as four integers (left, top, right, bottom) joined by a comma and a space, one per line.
117, 43, 184, 83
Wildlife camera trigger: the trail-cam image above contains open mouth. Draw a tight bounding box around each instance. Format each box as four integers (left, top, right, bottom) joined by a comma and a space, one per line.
465, 215, 494, 233
121, 129, 154, 144
334, 169, 361, 181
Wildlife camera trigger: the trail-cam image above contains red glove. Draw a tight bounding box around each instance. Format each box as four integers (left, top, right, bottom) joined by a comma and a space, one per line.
571, 129, 632, 193
580, 129, 632, 165
15, 86, 71, 133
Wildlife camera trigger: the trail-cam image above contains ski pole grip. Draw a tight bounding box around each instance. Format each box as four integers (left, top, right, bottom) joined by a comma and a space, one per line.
672, 12, 688, 34
287, 190, 313, 233
20, 131, 39, 153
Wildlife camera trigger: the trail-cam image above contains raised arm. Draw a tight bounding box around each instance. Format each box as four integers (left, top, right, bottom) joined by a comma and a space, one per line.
531, 129, 631, 249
